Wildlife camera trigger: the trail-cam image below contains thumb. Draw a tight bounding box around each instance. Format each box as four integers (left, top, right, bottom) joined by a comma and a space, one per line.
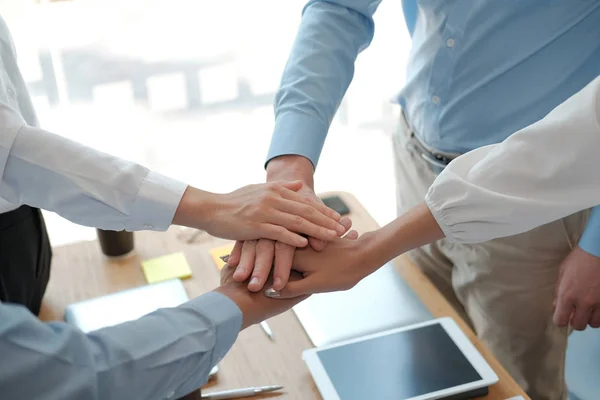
553, 260, 568, 307
279, 180, 303, 192
265, 276, 317, 299
552, 283, 559, 308
309, 237, 327, 251
344, 230, 359, 240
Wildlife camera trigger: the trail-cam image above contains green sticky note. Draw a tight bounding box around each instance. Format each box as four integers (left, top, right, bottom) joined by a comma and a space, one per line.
142, 252, 192, 284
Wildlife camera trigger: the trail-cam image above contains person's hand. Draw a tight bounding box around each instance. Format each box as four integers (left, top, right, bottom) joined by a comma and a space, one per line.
553, 246, 600, 330
173, 181, 345, 247
252, 202, 445, 299
215, 262, 308, 329
262, 230, 387, 300
226, 215, 352, 292
226, 155, 352, 292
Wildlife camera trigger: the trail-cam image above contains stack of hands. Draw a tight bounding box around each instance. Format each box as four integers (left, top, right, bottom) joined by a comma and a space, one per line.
175, 155, 386, 329
185, 153, 600, 332
220, 155, 375, 300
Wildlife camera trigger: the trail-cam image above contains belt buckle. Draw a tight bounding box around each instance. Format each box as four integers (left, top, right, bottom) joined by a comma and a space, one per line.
405, 135, 447, 173
420, 152, 448, 170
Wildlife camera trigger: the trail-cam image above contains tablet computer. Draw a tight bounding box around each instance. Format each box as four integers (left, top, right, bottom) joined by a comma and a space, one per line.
303, 318, 498, 400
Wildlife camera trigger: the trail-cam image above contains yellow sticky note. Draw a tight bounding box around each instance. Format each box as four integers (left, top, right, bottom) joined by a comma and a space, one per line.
142, 252, 192, 284
209, 244, 234, 270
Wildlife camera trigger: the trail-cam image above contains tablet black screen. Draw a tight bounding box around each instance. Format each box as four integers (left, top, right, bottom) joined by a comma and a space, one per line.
316, 323, 482, 399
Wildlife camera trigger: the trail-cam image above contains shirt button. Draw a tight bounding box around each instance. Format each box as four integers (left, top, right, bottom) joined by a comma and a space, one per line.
446, 38, 455, 48
143, 224, 154, 230
432, 95, 440, 104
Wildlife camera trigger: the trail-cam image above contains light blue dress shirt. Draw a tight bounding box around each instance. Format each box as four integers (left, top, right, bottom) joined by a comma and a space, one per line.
267, 0, 600, 256
0, 292, 242, 400
0, 16, 243, 399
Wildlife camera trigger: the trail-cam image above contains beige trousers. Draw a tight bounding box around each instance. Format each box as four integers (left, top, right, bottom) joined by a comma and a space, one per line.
393, 121, 590, 400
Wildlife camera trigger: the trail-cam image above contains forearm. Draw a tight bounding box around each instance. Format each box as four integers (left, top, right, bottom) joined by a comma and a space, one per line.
215, 278, 305, 329
172, 186, 219, 230
266, 155, 315, 187
360, 203, 445, 272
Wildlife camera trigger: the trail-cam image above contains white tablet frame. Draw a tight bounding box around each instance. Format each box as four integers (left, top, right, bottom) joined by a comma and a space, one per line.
303, 317, 498, 400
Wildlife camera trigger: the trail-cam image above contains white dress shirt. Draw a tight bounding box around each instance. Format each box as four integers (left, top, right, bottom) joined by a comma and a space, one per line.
0, 16, 243, 400
426, 75, 600, 244
0, 18, 186, 231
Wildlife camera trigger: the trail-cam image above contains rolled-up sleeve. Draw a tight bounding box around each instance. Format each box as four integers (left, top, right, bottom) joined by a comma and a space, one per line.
0, 292, 242, 400
0, 102, 187, 231
425, 75, 600, 243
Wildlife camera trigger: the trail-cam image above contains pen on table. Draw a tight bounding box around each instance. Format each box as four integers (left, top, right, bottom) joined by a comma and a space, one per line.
201, 385, 283, 400
260, 321, 275, 341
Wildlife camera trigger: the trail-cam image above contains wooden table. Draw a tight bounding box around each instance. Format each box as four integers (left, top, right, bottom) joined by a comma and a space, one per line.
39, 192, 529, 400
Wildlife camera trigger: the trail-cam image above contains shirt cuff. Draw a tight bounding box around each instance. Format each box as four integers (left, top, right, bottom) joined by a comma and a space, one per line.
579, 206, 600, 258
187, 292, 243, 367
0, 104, 26, 176
125, 171, 188, 231
266, 112, 328, 168
424, 189, 460, 242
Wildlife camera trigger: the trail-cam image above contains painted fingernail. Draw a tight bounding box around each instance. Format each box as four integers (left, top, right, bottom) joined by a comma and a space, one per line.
265, 288, 281, 298
273, 277, 282, 288
250, 277, 260, 286
220, 255, 230, 263
337, 224, 346, 234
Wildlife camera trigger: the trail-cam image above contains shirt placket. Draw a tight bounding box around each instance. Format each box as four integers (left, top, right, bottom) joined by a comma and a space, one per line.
424, 1, 469, 145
